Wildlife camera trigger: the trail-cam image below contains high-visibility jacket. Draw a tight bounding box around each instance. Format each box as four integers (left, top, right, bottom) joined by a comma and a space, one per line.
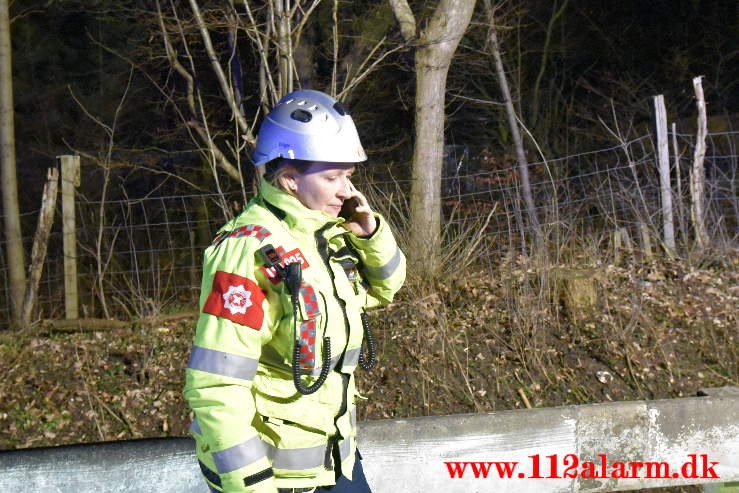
184, 179, 406, 492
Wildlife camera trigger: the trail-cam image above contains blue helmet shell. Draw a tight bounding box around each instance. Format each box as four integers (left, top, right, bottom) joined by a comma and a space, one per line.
252, 90, 367, 166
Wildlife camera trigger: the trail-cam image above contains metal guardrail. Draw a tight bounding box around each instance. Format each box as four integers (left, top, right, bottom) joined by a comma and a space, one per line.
360, 394, 739, 493
0, 394, 737, 492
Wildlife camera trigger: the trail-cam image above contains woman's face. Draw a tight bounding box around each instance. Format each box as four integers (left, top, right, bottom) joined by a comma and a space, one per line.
285, 162, 356, 217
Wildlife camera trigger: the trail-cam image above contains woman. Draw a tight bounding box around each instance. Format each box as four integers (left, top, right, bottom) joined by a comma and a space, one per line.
184, 90, 406, 493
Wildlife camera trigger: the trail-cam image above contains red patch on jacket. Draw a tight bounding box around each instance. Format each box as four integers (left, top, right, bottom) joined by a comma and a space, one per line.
260, 248, 310, 284
202, 271, 266, 329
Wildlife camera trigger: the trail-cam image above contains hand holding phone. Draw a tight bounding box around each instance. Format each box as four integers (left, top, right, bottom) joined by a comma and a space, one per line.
339, 197, 359, 220
340, 181, 376, 236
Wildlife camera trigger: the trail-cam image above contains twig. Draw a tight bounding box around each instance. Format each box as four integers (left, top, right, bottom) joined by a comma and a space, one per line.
338, 41, 405, 100
703, 364, 739, 386
517, 387, 532, 408
93, 393, 139, 437
241, 0, 278, 105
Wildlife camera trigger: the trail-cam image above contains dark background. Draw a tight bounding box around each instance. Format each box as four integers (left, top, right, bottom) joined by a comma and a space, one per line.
5, 0, 738, 209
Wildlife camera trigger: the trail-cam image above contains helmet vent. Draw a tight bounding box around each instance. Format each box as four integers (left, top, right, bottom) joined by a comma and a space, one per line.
284, 98, 294, 105
333, 101, 348, 116
297, 100, 306, 106
291, 109, 313, 123
308, 105, 318, 111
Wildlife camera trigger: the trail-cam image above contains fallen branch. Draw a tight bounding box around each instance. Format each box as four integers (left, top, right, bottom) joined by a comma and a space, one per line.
39, 318, 132, 333
159, 311, 199, 322
35, 311, 199, 335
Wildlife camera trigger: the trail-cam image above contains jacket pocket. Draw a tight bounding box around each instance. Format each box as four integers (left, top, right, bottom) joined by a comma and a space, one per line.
261, 418, 328, 479
253, 373, 336, 434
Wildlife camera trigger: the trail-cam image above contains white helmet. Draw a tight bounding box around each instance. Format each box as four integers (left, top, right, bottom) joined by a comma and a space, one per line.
252, 90, 367, 166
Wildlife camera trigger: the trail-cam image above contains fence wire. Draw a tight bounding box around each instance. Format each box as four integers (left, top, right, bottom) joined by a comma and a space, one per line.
1, 131, 736, 324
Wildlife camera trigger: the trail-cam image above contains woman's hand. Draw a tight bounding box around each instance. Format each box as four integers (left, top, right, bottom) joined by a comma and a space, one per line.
340, 182, 377, 237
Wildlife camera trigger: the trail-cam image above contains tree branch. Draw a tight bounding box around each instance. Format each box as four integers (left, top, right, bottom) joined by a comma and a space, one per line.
156, 0, 196, 117
242, 0, 278, 107
189, 0, 254, 142
338, 39, 404, 100
388, 0, 416, 42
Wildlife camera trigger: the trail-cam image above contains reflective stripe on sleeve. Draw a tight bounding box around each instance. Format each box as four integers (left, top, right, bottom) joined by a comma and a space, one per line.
213, 436, 269, 474
362, 246, 402, 280
187, 346, 258, 381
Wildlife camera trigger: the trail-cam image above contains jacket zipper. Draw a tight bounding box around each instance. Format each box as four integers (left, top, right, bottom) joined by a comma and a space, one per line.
315, 224, 351, 471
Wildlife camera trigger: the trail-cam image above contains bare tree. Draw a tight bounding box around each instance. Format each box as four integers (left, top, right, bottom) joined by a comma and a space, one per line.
1, 0, 26, 327
389, 0, 477, 269
484, 0, 540, 246
153, 0, 398, 190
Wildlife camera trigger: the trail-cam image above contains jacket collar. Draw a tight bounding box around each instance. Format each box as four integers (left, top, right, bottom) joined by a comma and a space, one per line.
258, 179, 346, 236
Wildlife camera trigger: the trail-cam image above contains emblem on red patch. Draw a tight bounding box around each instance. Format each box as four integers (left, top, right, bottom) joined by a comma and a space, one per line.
260, 248, 310, 284
222, 285, 252, 314
203, 271, 265, 329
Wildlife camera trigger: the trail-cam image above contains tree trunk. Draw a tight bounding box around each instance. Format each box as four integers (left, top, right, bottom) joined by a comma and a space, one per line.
410, 53, 448, 264
391, 0, 476, 271
273, 0, 292, 95
0, 0, 26, 327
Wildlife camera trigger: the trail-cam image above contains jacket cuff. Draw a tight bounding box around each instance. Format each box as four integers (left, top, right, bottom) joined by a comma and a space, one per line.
354, 215, 381, 240
347, 213, 387, 251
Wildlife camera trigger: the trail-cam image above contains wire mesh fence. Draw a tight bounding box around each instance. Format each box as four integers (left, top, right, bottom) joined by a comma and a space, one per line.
1, 130, 736, 325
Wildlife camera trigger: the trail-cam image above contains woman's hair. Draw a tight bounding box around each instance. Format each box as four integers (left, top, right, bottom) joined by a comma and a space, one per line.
264, 158, 313, 192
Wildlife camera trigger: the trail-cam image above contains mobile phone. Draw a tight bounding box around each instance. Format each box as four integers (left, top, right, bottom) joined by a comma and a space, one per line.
339, 197, 359, 220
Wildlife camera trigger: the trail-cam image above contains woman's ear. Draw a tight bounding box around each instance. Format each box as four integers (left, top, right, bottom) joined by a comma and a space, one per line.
279, 173, 298, 193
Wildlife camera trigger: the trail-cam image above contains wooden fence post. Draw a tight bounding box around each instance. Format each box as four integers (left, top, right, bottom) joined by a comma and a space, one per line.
613, 229, 622, 264
59, 155, 80, 319
671, 122, 689, 247
690, 76, 709, 248
639, 222, 653, 260
21, 168, 59, 326
654, 95, 676, 256
619, 227, 633, 252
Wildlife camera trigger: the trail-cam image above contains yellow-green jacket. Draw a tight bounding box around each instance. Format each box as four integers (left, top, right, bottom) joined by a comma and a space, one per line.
184, 180, 406, 492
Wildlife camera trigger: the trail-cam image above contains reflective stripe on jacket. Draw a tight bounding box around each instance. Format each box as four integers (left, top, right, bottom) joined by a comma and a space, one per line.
184, 179, 406, 492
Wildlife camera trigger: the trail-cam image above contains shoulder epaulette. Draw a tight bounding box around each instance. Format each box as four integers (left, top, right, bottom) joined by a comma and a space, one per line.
211, 224, 272, 247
